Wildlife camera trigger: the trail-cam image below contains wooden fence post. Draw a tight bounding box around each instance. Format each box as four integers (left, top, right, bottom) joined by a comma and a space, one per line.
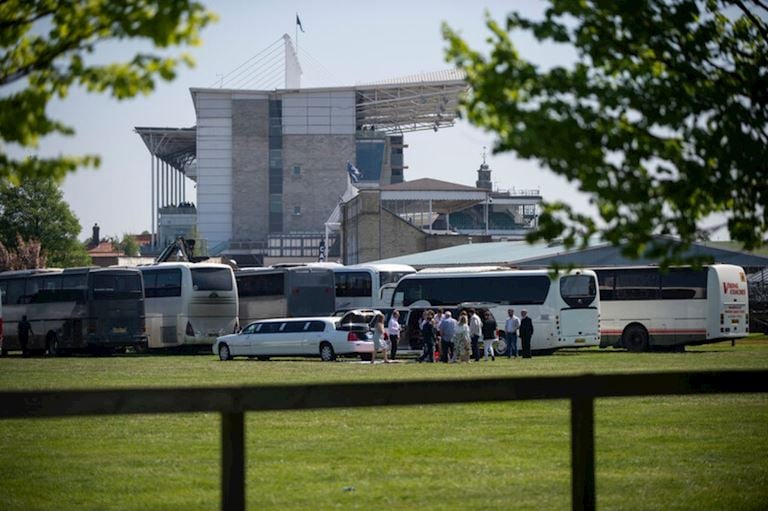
222, 411, 245, 511
571, 397, 595, 511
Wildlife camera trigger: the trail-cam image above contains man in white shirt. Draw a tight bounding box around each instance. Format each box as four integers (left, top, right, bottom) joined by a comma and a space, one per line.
504, 309, 521, 358
388, 310, 402, 360
468, 308, 483, 362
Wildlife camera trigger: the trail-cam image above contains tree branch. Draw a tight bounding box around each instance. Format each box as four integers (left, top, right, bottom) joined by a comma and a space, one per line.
0, 29, 98, 86
731, 0, 768, 44
0, 8, 55, 30
749, 0, 768, 12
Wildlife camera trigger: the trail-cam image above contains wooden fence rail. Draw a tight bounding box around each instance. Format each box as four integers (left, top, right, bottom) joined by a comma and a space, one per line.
1, 370, 767, 511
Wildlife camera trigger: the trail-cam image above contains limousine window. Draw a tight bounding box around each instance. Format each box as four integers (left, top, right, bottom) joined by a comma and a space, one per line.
258, 322, 281, 334
242, 323, 259, 334
307, 321, 326, 332
282, 321, 308, 333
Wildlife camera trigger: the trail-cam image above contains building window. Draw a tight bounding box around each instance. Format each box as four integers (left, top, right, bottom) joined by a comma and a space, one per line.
293, 206, 301, 216
292, 165, 301, 177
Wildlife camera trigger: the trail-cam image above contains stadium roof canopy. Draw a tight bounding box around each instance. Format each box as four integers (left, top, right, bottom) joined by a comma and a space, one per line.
134, 126, 196, 173
355, 69, 468, 133
136, 69, 469, 164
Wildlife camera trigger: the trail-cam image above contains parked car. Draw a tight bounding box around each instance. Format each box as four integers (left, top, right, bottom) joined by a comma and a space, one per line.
213, 313, 375, 362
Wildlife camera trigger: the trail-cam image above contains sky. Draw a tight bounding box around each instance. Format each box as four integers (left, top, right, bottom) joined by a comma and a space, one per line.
27, 1, 724, 241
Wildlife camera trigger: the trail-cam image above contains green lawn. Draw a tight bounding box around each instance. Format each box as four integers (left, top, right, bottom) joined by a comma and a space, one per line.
1, 338, 767, 510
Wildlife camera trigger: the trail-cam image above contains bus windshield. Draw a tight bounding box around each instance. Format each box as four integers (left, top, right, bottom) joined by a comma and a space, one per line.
379, 271, 412, 287
90, 273, 143, 300
192, 268, 233, 291
560, 275, 597, 308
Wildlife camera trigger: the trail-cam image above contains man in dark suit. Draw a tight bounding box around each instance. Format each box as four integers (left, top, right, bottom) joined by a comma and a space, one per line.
519, 309, 534, 359
18, 315, 33, 357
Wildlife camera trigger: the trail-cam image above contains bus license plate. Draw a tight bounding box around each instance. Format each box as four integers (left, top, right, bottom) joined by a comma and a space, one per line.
112, 327, 127, 334
731, 319, 740, 324
575, 338, 586, 344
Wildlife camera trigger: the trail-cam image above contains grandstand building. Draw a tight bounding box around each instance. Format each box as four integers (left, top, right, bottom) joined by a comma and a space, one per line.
135, 35, 541, 264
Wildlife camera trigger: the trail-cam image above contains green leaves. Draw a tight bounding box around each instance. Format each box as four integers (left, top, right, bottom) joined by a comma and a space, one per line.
0, 0, 217, 184
0, 177, 90, 268
444, 0, 768, 265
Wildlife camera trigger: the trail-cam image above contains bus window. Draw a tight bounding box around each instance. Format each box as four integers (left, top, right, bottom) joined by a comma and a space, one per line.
143, 269, 182, 298
192, 268, 233, 291
237, 273, 283, 297
615, 269, 660, 300
661, 268, 707, 299
335, 272, 372, 297
5, 279, 25, 305
25, 278, 42, 304
398, 275, 549, 306
36, 275, 62, 303
62, 274, 87, 303
90, 273, 142, 299
560, 274, 597, 308
596, 271, 615, 300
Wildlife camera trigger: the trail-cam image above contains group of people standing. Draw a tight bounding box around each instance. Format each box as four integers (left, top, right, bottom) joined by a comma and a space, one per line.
415, 307, 534, 363
369, 307, 534, 364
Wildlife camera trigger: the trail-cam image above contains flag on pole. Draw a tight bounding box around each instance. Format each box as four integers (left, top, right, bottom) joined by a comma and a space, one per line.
296, 14, 305, 33
346, 161, 361, 183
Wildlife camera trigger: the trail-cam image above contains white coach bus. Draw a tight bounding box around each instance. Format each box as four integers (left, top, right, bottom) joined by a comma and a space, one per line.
390, 268, 600, 353
333, 264, 415, 311
140, 262, 238, 349
594, 264, 749, 352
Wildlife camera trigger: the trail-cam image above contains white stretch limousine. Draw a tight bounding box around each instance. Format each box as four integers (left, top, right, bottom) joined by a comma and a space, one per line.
213, 313, 375, 362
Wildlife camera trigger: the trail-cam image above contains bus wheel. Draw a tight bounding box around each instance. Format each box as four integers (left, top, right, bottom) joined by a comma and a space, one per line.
319, 342, 336, 362
218, 343, 232, 361
623, 325, 649, 353
494, 338, 507, 357
46, 334, 61, 357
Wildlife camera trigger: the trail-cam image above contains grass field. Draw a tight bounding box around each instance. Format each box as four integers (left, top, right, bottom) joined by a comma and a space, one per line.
1, 338, 767, 510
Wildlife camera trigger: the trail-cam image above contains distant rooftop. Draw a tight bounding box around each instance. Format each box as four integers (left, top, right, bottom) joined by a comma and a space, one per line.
372, 237, 768, 269
360, 69, 467, 86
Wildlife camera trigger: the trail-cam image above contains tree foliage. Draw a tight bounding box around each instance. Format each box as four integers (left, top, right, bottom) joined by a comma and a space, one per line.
0, 235, 46, 271
444, 0, 768, 264
0, 0, 216, 183
0, 178, 90, 267
112, 234, 140, 257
